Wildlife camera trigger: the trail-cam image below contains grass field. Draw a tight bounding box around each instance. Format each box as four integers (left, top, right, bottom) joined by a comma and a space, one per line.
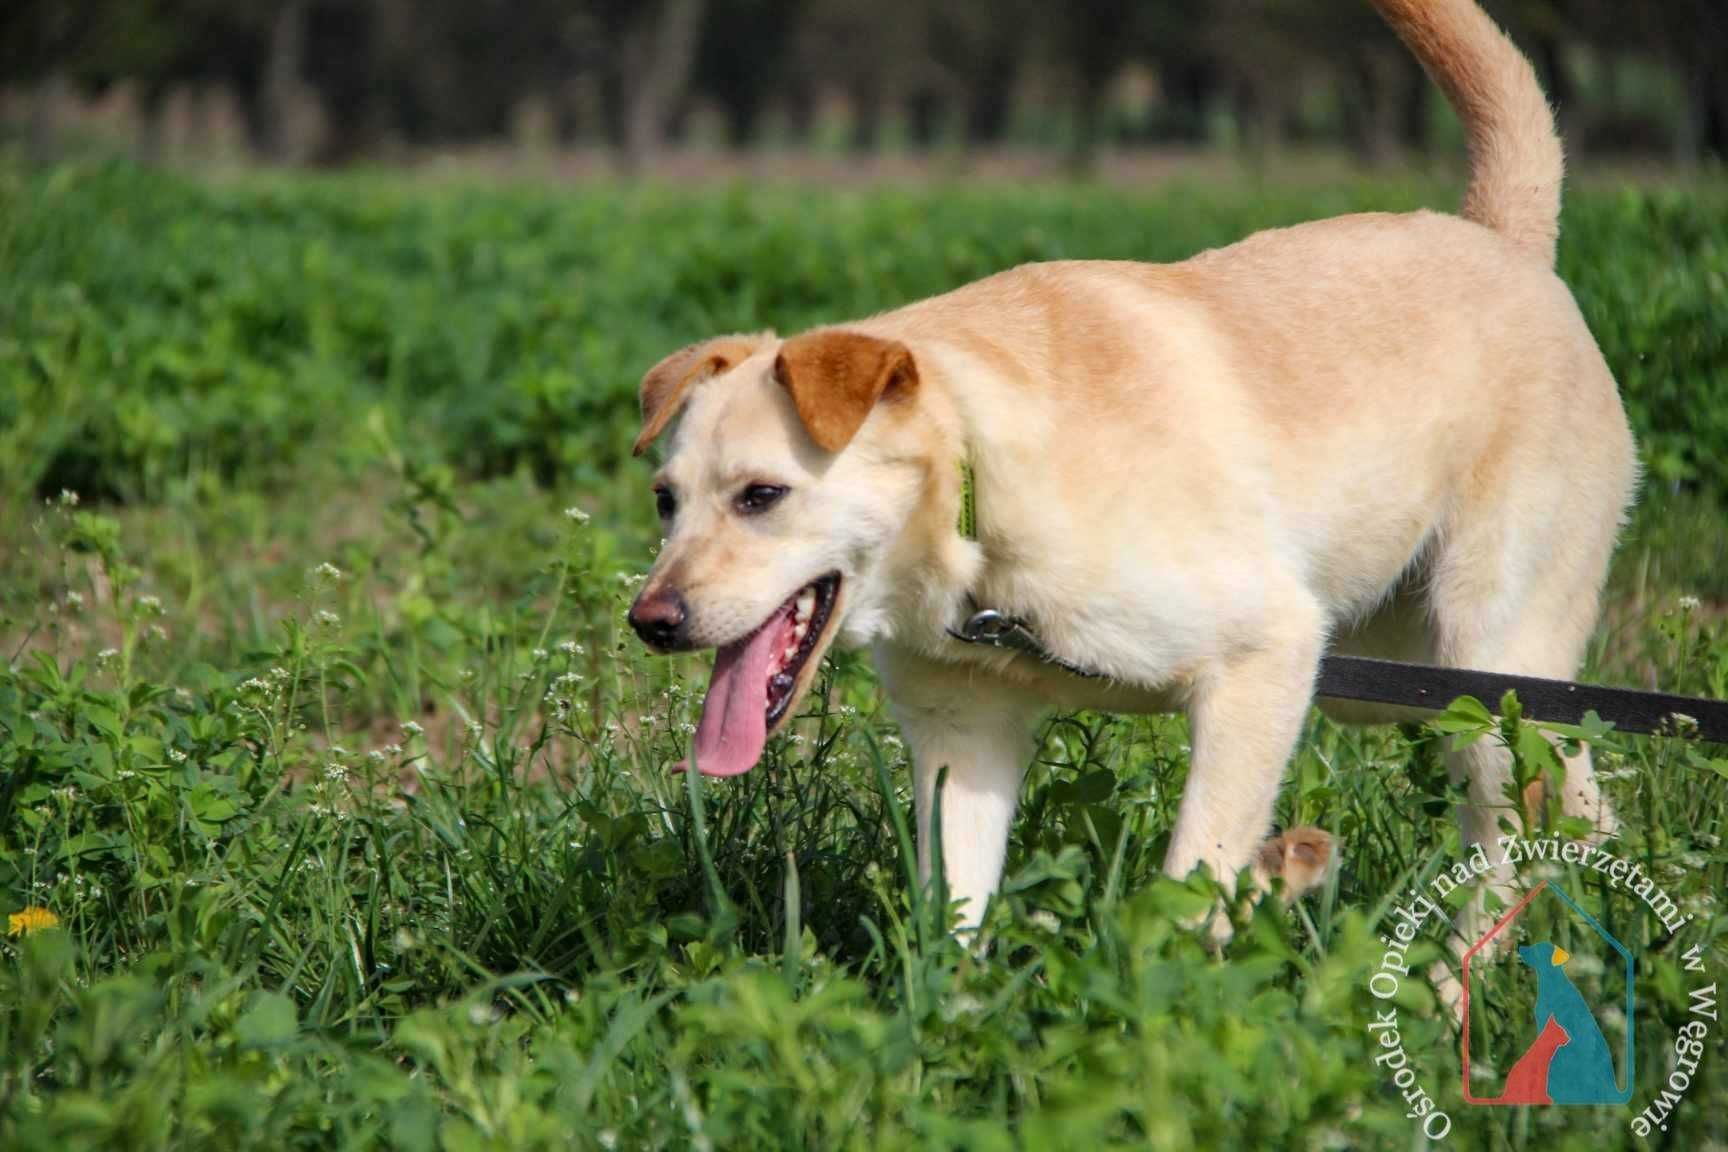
2, 162, 1727, 1150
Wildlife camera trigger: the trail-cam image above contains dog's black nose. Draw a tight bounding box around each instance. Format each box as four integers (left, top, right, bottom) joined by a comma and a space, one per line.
628, 588, 689, 651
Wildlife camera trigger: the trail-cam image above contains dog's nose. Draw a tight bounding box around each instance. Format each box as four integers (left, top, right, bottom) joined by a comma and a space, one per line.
628, 588, 689, 651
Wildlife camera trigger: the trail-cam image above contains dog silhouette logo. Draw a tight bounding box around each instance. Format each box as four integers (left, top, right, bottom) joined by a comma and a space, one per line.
1461, 881, 1635, 1106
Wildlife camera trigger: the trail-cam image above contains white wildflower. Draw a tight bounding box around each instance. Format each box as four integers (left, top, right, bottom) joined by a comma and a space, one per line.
96, 648, 120, 667
64, 590, 84, 610
944, 994, 983, 1020
58, 489, 80, 507
1667, 713, 1701, 737
310, 562, 343, 582
316, 610, 341, 629
563, 506, 590, 525
167, 748, 187, 764
401, 720, 424, 737
324, 763, 348, 783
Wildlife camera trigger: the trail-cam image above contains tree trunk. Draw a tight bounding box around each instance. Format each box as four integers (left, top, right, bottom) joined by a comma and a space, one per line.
27, 74, 68, 165
1346, 48, 1404, 167
306, 0, 391, 165
1398, 54, 1430, 156
964, 41, 1018, 146
851, 76, 883, 153
260, 0, 308, 161
1702, 68, 1728, 162
1231, 78, 1278, 164
1068, 75, 1106, 175
1531, 31, 1583, 156
783, 76, 817, 146
619, 0, 706, 172
908, 88, 943, 151
136, 82, 170, 166
1161, 58, 1215, 145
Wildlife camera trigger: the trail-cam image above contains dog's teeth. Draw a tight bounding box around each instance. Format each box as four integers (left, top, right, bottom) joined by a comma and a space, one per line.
795, 591, 815, 621
784, 645, 798, 661
792, 622, 808, 640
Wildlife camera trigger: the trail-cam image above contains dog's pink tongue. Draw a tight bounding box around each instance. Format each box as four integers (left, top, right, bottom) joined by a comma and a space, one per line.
683, 617, 781, 777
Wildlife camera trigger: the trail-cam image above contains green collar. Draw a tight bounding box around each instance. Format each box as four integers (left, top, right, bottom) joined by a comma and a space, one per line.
947, 452, 1102, 679
957, 456, 978, 541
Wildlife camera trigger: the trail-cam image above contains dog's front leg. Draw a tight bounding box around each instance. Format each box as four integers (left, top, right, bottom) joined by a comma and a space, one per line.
876, 645, 1041, 930
1165, 600, 1325, 906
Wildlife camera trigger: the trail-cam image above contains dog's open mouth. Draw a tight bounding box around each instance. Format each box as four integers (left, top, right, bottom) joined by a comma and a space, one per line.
679, 573, 840, 777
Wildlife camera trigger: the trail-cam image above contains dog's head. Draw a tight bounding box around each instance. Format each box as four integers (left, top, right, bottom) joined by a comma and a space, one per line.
627, 328, 931, 776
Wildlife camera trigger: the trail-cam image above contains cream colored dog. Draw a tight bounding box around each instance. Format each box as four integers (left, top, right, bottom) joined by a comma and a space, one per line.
627, 0, 1636, 968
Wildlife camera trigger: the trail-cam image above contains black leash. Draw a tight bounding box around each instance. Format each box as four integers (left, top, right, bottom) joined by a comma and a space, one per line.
949, 606, 1728, 743
1315, 654, 1728, 742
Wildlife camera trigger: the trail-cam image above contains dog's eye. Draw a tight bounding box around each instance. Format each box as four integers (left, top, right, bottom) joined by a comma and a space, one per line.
736, 484, 789, 514
654, 487, 677, 521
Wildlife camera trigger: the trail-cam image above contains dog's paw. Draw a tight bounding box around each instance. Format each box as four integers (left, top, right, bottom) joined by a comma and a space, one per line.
1253, 825, 1334, 902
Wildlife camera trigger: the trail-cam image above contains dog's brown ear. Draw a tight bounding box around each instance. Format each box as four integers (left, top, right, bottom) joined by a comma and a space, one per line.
633, 333, 773, 457
774, 330, 918, 453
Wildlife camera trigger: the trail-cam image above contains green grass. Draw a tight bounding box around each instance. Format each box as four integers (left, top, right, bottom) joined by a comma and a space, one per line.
1, 162, 1726, 1150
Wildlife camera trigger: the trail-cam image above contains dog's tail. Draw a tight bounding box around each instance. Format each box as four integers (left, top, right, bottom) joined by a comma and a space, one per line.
1369, 0, 1564, 266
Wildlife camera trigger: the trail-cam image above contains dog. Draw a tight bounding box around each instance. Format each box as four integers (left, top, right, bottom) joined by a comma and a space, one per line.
626, 0, 1636, 983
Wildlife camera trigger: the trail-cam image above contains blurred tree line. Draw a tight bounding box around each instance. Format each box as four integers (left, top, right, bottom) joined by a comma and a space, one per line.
3, 0, 1724, 168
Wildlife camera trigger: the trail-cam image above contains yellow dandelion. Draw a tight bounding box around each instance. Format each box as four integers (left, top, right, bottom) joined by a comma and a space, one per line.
7, 906, 60, 937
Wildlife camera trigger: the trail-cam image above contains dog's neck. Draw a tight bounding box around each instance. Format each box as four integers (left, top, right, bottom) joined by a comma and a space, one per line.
842, 373, 986, 658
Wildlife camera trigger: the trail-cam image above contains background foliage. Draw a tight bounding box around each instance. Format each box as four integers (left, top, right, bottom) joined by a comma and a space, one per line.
4, 0, 1726, 170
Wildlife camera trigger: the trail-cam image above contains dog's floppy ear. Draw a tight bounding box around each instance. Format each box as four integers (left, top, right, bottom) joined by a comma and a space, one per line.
774, 330, 919, 453
633, 333, 773, 457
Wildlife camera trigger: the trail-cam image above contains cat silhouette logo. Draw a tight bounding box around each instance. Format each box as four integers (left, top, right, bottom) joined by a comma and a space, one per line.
1462, 881, 1635, 1106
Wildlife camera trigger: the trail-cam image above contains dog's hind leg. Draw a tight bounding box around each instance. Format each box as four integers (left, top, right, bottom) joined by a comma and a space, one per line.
1165, 589, 1327, 913
876, 645, 1042, 931
1424, 474, 1625, 1015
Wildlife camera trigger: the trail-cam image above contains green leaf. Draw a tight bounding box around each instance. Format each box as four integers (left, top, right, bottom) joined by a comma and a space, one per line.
55, 831, 121, 861
187, 787, 242, 823
233, 991, 299, 1049
1430, 694, 1495, 744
